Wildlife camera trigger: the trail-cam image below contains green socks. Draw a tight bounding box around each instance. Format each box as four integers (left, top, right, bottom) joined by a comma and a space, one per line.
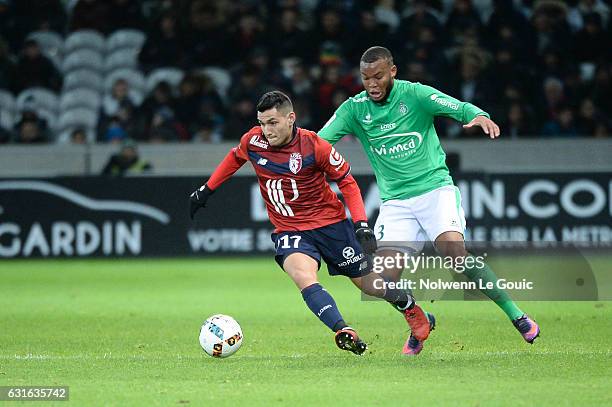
462, 258, 524, 321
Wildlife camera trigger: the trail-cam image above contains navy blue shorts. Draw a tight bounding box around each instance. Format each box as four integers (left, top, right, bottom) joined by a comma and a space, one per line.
271, 219, 369, 278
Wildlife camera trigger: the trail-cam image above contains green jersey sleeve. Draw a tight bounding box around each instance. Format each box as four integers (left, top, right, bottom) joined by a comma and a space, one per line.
317, 100, 354, 145
413, 83, 489, 124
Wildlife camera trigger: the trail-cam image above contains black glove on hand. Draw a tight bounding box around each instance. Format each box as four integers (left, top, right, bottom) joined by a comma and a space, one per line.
354, 221, 377, 255
189, 183, 214, 219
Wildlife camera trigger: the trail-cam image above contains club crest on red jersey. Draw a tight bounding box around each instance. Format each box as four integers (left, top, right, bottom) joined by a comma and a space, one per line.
289, 152, 303, 174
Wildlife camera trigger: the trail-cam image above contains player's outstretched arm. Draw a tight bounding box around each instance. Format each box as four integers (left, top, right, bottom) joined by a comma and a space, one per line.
414, 83, 499, 138
189, 148, 247, 219
463, 115, 501, 139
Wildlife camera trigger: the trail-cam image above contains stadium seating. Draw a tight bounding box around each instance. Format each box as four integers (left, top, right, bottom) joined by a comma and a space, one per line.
36, 108, 58, 131
0, 89, 16, 112
104, 48, 139, 72
64, 30, 105, 54
59, 88, 102, 112
57, 107, 98, 133
146, 68, 185, 94
106, 29, 146, 53
200, 67, 231, 101
104, 68, 146, 95
26, 31, 64, 68
62, 69, 104, 93
16, 88, 60, 114
0, 90, 16, 131
62, 49, 104, 73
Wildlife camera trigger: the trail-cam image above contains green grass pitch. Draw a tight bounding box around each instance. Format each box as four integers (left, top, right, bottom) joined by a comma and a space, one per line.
1, 258, 611, 406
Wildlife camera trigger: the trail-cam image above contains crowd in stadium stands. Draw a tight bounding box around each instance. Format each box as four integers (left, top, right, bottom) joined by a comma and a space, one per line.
0, 0, 610, 144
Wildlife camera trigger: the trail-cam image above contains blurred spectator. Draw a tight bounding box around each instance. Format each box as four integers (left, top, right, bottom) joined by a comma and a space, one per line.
576, 98, 603, 136
107, 0, 145, 31
311, 8, 351, 64
349, 9, 390, 63
70, 0, 111, 33
11, 0, 66, 35
147, 106, 187, 142
99, 78, 138, 142
288, 61, 313, 98
185, 2, 231, 67
0, 38, 16, 91
574, 0, 610, 27
453, 54, 492, 108
501, 102, 536, 138
316, 64, 345, 124
14, 119, 47, 143
230, 14, 267, 63
102, 79, 138, 118
531, 1, 572, 55
175, 74, 203, 131
191, 117, 221, 143
572, 13, 608, 63
269, 8, 311, 64
102, 115, 128, 143
228, 65, 273, 106
0, 126, 10, 143
591, 64, 612, 115
0, 0, 18, 52
137, 81, 176, 138
139, 11, 186, 72
293, 96, 314, 130
13, 39, 62, 93
70, 128, 88, 144
542, 104, 578, 137
445, 0, 483, 47
15, 107, 49, 136
374, 0, 400, 32
101, 140, 152, 176
541, 77, 566, 123
396, 0, 443, 49
224, 97, 255, 141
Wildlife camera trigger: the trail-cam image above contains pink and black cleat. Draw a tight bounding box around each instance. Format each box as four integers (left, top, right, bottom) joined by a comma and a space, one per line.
512, 314, 540, 344
403, 312, 435, 356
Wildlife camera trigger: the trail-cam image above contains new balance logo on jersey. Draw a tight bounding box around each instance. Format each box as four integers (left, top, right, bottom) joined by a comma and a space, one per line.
257, 158, 268, 166
250, 135, 269, 149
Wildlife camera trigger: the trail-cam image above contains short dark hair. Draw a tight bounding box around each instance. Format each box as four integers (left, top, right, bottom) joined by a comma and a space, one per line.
256, 91, 293, 113
360, 46, 394, 65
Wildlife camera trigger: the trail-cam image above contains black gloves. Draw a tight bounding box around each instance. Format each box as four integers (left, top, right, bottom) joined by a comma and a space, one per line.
189, 183, 214, 219
354, 221, 377, 255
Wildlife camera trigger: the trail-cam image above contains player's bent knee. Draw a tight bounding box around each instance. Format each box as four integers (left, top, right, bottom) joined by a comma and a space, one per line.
283, 253, 319, 290
435, 231, 468, 259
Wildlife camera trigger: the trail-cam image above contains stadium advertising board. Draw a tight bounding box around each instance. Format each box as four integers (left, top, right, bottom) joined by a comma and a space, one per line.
0, 173, 610, 258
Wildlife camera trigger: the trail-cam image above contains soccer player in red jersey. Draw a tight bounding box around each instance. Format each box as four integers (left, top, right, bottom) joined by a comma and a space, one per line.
190, 91, 433, 355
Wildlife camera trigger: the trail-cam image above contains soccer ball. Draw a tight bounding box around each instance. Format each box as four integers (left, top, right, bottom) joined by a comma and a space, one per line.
199, 314, 243, 358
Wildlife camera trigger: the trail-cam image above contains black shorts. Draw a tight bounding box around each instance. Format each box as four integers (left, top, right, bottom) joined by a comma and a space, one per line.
271, 219, 368, 278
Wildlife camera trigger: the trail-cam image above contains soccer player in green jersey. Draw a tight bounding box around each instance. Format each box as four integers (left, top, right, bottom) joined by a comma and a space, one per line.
318, 46, 540, 355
